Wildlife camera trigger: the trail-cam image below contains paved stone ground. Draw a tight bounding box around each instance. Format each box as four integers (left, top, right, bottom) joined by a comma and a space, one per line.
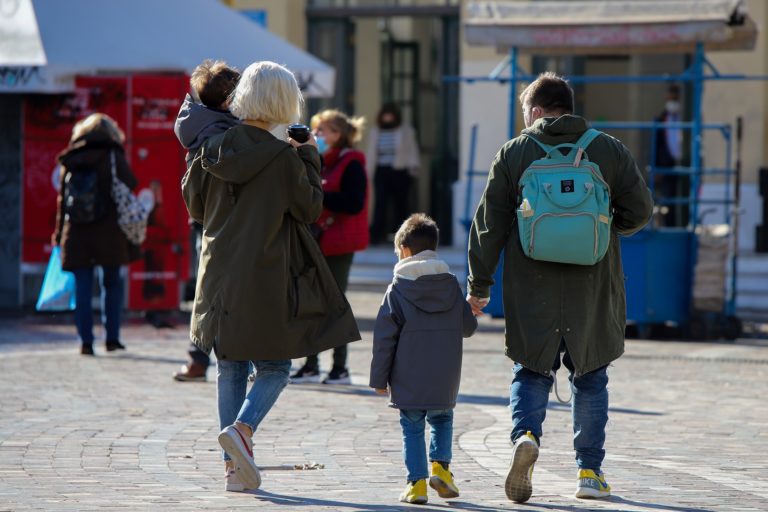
1, 286, 767, 511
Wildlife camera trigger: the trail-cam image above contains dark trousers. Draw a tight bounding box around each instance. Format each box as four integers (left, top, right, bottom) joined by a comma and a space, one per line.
304, 252, 354, 371
72, 266, 122, 346
370, 165, 412, 243
188, 343, 211, 368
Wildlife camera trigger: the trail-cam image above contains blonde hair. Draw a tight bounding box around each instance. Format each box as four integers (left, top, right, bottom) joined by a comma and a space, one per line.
310, 109, 365, 149
229, 61, 303, 126
70, 113, 125, 145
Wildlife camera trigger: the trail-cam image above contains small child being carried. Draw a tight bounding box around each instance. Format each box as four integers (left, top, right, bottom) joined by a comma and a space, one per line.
174, 59, 241, 166
370, 213, 478, 505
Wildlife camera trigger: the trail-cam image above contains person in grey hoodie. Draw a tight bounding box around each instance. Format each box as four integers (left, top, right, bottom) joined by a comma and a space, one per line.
172, 60, 240, 383
370, 213, 478, 505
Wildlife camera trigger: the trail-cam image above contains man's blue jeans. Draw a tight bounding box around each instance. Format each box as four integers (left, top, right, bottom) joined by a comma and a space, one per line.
72, 266, 122, 345
509, 345, 609, 472
399, 409, 454, 482
217, 359, 291, 461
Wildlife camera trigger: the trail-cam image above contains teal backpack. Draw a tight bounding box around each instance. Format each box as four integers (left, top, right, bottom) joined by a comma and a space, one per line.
516, 128, 612, 266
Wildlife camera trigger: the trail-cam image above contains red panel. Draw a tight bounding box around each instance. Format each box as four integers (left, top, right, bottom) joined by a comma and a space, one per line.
22, 78, 131, 264
23, 74, 192, 311
126, 74, 189, 311
22, 93, 87, 264
73, 77, 129, 129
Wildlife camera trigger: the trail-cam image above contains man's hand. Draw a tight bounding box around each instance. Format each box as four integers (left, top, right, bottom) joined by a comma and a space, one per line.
374, 388, 388, 396
466, 294, 490, 317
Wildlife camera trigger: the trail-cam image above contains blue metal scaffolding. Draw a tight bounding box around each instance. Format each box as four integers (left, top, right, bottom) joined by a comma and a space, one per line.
451, 43, 768, 338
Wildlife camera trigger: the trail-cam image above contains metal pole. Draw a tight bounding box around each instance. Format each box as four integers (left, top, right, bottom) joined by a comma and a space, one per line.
690, 42, 704, 228
509, 47, 518, 139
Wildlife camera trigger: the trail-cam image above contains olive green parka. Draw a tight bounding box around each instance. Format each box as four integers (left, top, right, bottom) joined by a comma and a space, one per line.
182, 124, 361, 361
467, 115, 653, 376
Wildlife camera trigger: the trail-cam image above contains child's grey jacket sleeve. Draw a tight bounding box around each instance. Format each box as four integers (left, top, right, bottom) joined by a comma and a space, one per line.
369, 286, 402, 390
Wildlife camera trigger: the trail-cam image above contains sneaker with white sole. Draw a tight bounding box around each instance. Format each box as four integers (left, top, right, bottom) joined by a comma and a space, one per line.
399, 479, 428, 504
290, 364, 321, 384
224, 468, 245, 492
429, 461, 460, 498
218, 425, 261, 489
575, 469, 611, 499
505, 431, 539, 503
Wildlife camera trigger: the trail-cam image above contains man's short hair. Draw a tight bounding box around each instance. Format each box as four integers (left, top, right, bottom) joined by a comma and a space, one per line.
519, 72, 574, 115
190, 60, 240, 109
394, 213, 439, 255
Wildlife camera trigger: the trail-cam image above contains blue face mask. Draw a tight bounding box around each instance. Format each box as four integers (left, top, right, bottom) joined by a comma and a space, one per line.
315, 135, 329, 154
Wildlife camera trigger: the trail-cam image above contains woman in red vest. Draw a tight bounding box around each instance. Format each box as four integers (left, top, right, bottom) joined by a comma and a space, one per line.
291, 109, 369, 385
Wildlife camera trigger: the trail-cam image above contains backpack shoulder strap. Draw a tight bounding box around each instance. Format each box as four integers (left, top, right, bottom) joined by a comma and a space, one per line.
574, 128, 601, 150
572, 128, 602, 166
521, 134, 554, 155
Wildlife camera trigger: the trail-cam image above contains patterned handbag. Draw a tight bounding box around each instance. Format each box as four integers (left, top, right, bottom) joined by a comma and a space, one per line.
110, 151, 149, 245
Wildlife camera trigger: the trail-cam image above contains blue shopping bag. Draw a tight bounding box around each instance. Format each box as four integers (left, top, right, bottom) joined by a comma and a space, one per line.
36, 247, 76, 311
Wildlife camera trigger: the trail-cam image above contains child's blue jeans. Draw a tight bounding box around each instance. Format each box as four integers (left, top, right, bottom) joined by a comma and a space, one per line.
399, 409, 453, 482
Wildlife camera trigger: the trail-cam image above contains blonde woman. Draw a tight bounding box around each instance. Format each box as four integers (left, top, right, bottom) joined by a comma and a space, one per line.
52, 113, 137, 356
290, 109, 369, 385
182, 62, 360, 492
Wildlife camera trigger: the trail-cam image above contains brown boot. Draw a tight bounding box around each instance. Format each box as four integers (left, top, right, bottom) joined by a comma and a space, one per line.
173, 361, 207, 382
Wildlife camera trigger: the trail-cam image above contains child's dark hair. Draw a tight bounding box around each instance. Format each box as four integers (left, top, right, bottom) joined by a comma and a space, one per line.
395, 213, 439, 255
190, 60, 240, 109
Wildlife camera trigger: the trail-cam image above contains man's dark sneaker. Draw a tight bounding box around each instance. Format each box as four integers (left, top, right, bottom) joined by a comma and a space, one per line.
322, 367, 351, 385
81, 345, 95, 356
289, 364, 320, 384
105, 340, 126, 352
173, 362, 207, 382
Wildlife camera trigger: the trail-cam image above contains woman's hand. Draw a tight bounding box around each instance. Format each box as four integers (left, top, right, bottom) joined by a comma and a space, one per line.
288, 132, 318, 149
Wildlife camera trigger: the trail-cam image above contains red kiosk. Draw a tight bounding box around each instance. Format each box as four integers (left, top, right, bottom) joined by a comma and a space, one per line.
23, 74, 190, 311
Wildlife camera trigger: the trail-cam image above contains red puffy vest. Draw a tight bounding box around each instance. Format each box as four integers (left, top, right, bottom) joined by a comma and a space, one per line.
316, 149, 370, 257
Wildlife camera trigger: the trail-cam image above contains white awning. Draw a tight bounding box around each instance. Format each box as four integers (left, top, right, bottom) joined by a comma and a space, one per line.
0, 0, 334, 96
0, 0, 46, 66
465, 0, 758, 54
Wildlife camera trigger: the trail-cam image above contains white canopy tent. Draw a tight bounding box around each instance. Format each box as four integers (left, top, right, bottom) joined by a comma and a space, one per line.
0, 0, 334, 96
0, 0, 46, 66
465, 0, 757, 54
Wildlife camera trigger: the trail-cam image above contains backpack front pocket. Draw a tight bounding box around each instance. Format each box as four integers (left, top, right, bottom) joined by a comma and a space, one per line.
530, 212, 599, 265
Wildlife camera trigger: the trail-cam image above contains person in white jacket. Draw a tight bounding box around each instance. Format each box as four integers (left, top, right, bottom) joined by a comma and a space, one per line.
366, 103, 420, 244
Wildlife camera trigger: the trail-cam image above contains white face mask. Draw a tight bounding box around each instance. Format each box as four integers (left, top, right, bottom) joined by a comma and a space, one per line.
665, 101, 681, 114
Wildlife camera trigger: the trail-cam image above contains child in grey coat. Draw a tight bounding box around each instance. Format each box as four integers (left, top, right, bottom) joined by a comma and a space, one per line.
370, 213, 478, 505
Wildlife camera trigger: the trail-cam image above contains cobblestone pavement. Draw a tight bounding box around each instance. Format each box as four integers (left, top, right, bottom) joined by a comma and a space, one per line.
1, 287, 767, 511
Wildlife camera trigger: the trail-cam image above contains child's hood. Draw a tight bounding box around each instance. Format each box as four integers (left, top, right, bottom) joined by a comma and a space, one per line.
392, 251, 459, 313
174, 94, 240, 150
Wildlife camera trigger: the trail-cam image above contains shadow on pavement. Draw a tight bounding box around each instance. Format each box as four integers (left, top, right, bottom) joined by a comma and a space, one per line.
249, 489, 507, 511
287, 384, 662, 416
531, 495, 714, 512
103, 353, 187, 366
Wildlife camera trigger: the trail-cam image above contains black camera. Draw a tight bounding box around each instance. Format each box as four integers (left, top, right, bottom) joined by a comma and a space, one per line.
287, 124, 311, 143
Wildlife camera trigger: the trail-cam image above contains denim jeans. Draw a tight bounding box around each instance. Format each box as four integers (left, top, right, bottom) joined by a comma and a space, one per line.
399, 409, 454, 482
217, 359, 291, 461
72, 266, 122, 345
509, 343, 609, 472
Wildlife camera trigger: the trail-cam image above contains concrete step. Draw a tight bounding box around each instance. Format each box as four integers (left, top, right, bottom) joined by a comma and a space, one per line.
350, 246, 468, 286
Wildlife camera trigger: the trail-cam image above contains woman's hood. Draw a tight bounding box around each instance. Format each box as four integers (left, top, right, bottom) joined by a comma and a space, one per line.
198, 125, 291, 185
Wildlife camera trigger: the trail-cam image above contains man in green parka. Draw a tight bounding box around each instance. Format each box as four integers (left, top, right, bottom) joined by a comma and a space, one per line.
466, 72, 653, 503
